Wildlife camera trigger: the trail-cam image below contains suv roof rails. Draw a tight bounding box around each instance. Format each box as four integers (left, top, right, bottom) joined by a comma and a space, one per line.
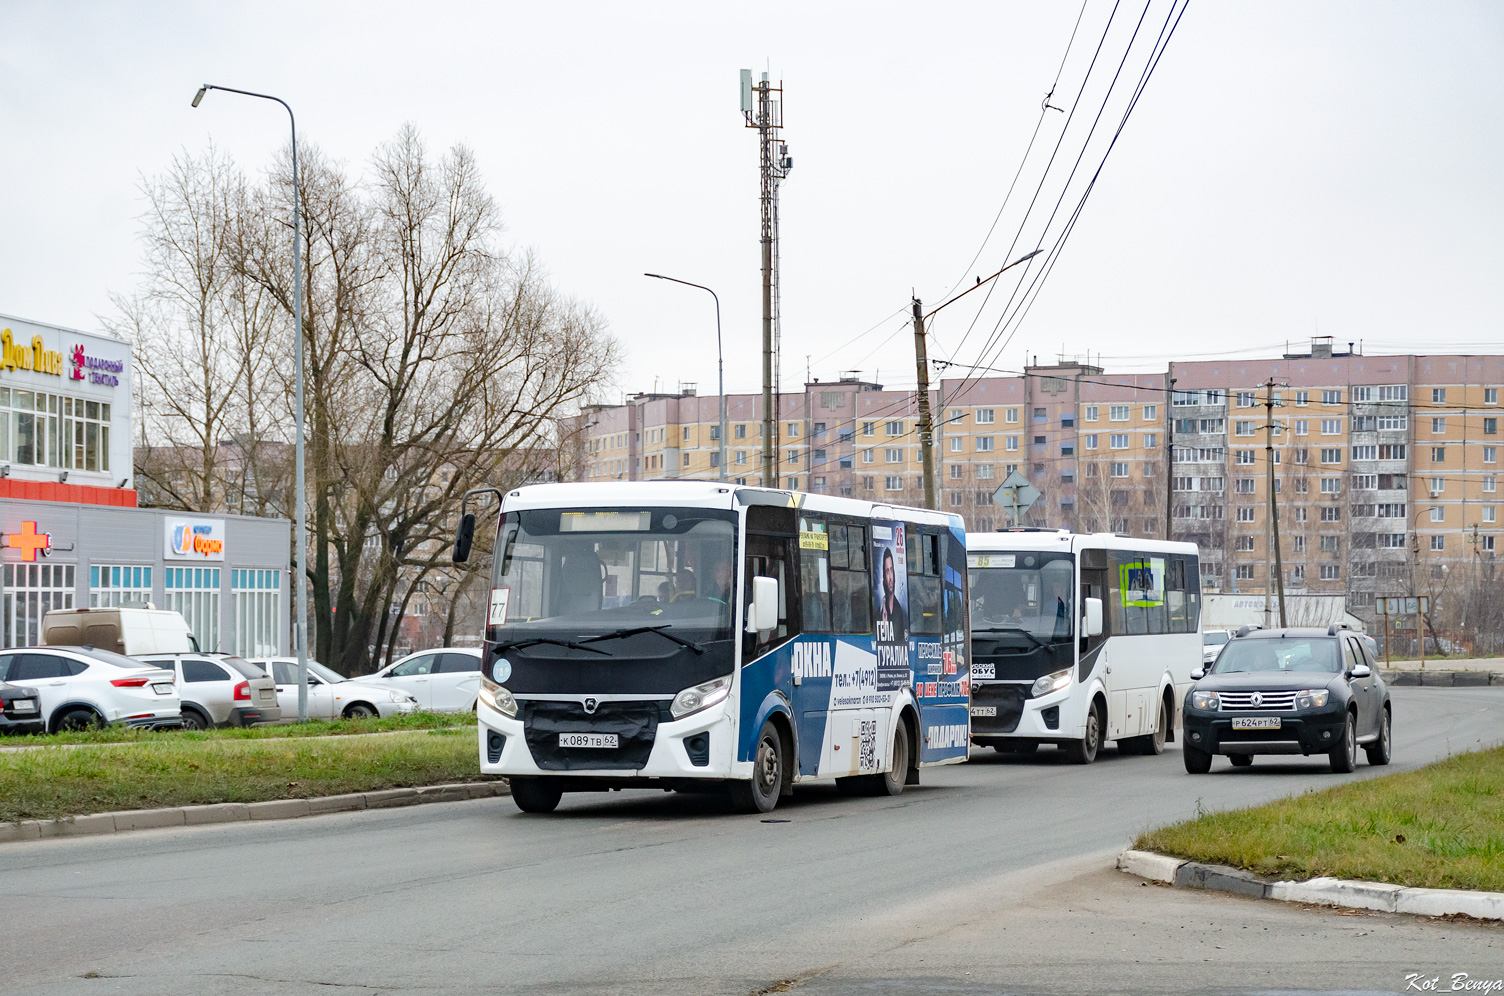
1234, 624, 1263, 638
1327, 622, 1353, 635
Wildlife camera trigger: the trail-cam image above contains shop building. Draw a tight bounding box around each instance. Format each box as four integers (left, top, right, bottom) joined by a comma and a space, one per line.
0, 313, 290, 654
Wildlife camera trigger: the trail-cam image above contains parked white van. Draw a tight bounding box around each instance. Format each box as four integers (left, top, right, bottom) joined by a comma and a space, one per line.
41, 607, 200, 657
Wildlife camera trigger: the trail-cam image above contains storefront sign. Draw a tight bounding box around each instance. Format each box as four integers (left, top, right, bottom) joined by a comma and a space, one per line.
3, 521, 53, 562
69, 344, 124, 387
0, 329, 64, 377
165, 518, 226, 561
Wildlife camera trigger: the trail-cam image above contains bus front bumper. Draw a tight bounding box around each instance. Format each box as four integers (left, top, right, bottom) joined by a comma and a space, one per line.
969, 680, 1082, 742
477, 697, 738, 782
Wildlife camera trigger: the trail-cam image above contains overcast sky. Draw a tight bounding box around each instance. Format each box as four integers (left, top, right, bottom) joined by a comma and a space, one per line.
3, 1, 1500, 401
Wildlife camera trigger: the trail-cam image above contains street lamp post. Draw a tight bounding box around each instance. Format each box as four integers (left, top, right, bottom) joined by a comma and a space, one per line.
193, 84, 310, 721
644, 275, 726, 481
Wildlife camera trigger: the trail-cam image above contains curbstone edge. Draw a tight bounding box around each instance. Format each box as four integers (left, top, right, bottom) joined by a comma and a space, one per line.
248, 799, 312, 821
363, 788, 420, 809
183, 803, 251, 825
1173, 861, 1270, 898
1117, 849, 1184, 883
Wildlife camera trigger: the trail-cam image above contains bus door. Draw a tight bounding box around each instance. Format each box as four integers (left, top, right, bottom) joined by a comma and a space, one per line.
1078, 547, 1108, 686
739, 505, 797, 763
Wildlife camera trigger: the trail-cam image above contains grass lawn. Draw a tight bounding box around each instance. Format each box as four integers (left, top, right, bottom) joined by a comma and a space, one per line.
2, 710, 475, 747
1136, 746, 1504, 892
0, 728, 490, 823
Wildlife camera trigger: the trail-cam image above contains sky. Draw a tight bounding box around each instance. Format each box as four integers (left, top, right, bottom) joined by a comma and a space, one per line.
2, 1, 1501, 403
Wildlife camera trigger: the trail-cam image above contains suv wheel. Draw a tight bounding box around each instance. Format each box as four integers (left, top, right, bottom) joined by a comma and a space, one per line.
1329, 711, 1357, 773
1364, 706, 1392, 766
1183, 743, 1212, 774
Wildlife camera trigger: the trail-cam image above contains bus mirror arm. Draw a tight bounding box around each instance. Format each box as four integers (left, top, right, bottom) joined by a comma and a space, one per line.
747, 576, 779, 634
1082, 597, 1103, 638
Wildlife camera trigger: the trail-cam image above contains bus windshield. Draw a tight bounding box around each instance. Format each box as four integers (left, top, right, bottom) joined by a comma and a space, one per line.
967, 551, 1075, 642
491, 507, 737, 646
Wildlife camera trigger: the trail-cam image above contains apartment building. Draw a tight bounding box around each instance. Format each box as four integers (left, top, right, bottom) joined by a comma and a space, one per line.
566, 340, 1501, 631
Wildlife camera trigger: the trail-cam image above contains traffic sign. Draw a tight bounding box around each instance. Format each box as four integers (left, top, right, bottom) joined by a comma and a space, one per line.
992, 471, 1041, 526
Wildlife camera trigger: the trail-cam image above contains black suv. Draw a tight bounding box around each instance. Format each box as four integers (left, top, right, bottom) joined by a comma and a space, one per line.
1182, 625, 1390, 774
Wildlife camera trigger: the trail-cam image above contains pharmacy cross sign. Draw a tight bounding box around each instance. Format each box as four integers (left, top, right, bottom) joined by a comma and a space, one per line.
3, 521, 52, 562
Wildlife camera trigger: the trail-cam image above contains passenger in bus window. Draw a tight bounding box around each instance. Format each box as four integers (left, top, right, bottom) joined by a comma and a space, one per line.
1048, 575, 1072, 639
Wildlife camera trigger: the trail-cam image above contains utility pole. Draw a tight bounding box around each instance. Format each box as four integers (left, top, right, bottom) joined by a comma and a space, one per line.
912, 296, 936, 509
1264, 377, 1287, 627
1165, 376, 1176, 541
742, 70, 788, 486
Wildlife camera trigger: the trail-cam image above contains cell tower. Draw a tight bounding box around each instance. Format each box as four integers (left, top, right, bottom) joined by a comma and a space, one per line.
741, 68, 792, 487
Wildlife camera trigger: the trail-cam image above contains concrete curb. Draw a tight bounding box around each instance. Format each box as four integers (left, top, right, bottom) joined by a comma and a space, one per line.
1379, 670, 1503, 686
0, 781, 508, 845
1117, 849, 1504, 921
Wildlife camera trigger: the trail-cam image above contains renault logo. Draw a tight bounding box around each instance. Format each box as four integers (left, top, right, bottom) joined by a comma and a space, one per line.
583, 697, 599, 714
1251, 692, 1263, 708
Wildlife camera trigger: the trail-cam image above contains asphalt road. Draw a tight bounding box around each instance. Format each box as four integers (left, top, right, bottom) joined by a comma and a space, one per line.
3, 686, 1501, 996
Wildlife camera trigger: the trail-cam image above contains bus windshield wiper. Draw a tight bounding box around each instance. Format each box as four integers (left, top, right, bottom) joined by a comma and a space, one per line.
579, 625, 707, 655
491, 637, 610, 656
973, 624, 1052, 649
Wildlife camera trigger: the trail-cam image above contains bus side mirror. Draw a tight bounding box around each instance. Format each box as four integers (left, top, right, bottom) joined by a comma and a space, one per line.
1083, 597, 1103, 637
453, 513, 476, 564
747, 576, 778, 634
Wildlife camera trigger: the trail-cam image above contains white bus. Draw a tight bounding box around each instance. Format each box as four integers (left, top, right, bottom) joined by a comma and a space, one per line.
452, 481, 973, 814
966, 529, 1202, 763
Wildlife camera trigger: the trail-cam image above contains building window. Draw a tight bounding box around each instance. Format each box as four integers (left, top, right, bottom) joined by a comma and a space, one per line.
1319, 419, 1340, 435
1143, 433, 1157, 448
1006, 408, 1019, 423
1378, 444, 1407, 460
949, 464, 962, 480
862, 476, 874, 491
1352, 474, 1377, 489
1294, 507, 1308, 522
1110, 462, 1129, 478
1294, 419, 1308, 436
1320, 565, 1340, 581
1235, 420, 1255, 436
1320, 478, 1342, 494
231, 569, 280, 657
949, 492, 962, 507
90, 565, 152, 607
1430, 506, 1444, 522
1321, 448, 1342, 464
1485, 418, 1498, 435
1143, 404, 1157, 420
1321, 506, 1342, 521
1320, 536, 1340, 552
1061, 445, 1075, 457
1431, 534, 1445, 550
1083, 434, 1098, 449
1484, 536, 1497, 552
886, 421, 904, 436
884, 476, 903, 491
1293, 536, 1305, 552
862, 422, 875, 437
1484, 476, 1497, 493
861, 449, 874, 464
734, 451, 746, 465
1235, 565, 1254, 580
710, 452, 722, 468
1431, 388, 1446, 403
885, 448, 903, 463
1293, 448, 1308, 464
787, 477, 800, 490
1486, 388, 1499, 405
1352, 444, 1377, 460
975, 408, 995, 424
1486, 507, 1498, 524
1084, 405, 1099, 422
1318, 389, 1339, 405
3, 563, 75, 648
786, 423, 799, 437
1235, 392, 1256, 408
1109, 434, 1129, 449
682, 453, 690, 467
1431, 446, 1446, 463
165, 568, 221, 652
975, 464, 994, 479
1109, 405, 1129, 421
976, 437, 995, 452
1432, 417, 1446, 434
1234, 478, 1256, 494
1486, 446, 1497, 463
1236, 507, 1255, 522
949, 436, 962, 452
1377, 415, 1407, 430
1005, 436, 1019, 451
1294, 391, 1309, 406
1236, 449, 1256, 465
787, 450, 801, 464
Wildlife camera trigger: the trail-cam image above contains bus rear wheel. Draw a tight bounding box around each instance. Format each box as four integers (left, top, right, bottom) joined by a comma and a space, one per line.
730, 720, 783, 814
1064, 700, 1102, 765
510, 777, 563, 814
1121, 701, 1167, 756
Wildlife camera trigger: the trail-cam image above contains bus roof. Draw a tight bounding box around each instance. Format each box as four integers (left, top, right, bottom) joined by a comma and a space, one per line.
966, 529, 1199, 557
498, 480, 964, 530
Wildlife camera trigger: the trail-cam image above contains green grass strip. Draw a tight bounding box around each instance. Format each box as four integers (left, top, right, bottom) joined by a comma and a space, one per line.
0, 729, 488, 823
1135, 746, 1504, 892
2, 710, 475, 747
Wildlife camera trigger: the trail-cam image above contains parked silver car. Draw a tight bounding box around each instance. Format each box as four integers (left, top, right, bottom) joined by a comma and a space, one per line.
137, 654, 282, 729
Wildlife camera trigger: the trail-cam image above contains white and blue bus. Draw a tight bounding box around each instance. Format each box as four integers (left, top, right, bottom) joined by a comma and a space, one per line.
452, 481, 972, 814
966, 530, 1202, 763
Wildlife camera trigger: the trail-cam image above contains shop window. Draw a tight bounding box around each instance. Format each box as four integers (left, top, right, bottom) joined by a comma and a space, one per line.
165, 567, 221, 652
3, 563, 75, 648
90, 565, 153, 607
233, 569, 281, 657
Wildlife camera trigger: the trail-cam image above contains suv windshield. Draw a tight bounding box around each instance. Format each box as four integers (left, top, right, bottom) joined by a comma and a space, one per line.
1212, 638, 1341, 674
491, 507, 737, 647
967, 551, 1075, 641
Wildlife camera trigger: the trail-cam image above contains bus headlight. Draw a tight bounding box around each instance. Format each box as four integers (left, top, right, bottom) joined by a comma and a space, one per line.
478, 678, 517, 718
671, 675, 732, 719
1189, 690, 1220, 711
1294, 689, 1330, 710
1030, 669, 1071, 698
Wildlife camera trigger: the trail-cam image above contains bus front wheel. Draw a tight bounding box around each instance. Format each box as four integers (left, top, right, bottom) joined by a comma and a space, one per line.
510, 777, 563, 814
730, 720, 783, 814
1064, 700, 1102, 765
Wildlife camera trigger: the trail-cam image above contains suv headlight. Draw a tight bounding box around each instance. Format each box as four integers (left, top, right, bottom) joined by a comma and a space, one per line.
1294, 689, 1330, 710
478, 678, 517, 718
1189, 690, 1220, 711
671, 675, 732, 719
1030, 668, 1071, 698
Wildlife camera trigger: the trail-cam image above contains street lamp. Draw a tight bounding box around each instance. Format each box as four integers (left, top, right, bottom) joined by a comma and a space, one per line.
644, 274, 726, 481
192, 83, 310, 722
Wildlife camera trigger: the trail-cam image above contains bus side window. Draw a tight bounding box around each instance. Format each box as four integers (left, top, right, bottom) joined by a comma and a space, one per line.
907, 530, 941, 635
829, 522, 871, 634
798, 515, 832, 633
1166, 556, 1189, 633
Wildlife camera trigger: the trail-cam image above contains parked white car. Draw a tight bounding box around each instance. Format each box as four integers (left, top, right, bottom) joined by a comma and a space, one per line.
136, 653, 282, 729
245, 658, 419, 720
0, 646, 181, 732
1202, 629, 1233, 665
367, 648, 483, 712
